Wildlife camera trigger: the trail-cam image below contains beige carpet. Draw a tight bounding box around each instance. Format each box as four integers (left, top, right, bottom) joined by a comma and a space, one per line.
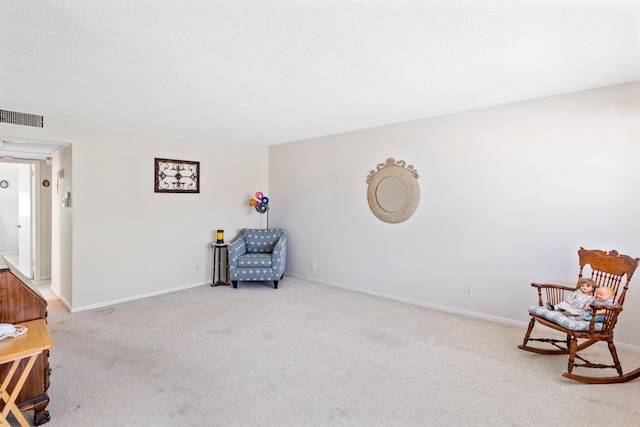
17, 277, 640, 426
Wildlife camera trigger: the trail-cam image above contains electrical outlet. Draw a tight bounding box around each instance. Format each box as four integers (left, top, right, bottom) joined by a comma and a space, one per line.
310, 261, 316, 269
464, 287, 473, 298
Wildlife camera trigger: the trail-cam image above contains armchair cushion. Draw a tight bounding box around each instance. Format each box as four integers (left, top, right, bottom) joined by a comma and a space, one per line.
238, 253, 272, 268
528, 306, 603, 332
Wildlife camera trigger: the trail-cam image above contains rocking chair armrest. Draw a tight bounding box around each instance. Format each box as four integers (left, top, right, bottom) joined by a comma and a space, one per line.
530, 282, 575, 291
588, 302, 622, 312
585, 303, 622, 332
530, 282, 575, 307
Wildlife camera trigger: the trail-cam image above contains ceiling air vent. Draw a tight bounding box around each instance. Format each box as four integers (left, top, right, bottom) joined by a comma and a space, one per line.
0, 109, 44, 128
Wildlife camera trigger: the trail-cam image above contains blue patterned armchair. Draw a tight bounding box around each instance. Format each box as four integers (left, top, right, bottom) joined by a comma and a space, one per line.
228, 228, 287, 289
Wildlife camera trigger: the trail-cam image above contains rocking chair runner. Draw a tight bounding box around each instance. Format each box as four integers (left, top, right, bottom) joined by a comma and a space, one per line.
519, 247, 640, 384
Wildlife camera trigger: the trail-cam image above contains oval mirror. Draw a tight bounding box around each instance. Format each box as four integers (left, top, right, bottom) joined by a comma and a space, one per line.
367, 158, 420, 223
376, 176, 408, 212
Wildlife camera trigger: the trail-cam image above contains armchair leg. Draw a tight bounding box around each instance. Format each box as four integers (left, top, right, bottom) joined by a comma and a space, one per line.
232, 281, 237, 288
273, 281, 278, 289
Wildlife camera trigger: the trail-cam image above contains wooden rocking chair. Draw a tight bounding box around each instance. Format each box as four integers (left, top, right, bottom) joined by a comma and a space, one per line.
519, 247, 640, 384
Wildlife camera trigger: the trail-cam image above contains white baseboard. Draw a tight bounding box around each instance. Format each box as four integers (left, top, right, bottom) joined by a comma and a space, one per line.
286, 272, 640, 354
68, 280, 209, 313
49, 286, 72, 311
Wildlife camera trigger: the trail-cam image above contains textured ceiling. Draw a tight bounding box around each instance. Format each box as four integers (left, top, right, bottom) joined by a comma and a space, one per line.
1, 1, 639, 145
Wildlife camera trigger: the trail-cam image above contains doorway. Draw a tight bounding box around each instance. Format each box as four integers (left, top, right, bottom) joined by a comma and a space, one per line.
0, 158, 51, 280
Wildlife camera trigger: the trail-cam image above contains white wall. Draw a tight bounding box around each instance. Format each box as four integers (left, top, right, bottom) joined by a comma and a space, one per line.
270, 82, 640, 349
1, 110, 269, 309
0, 163, 19, 253
37, 161, 52, 280
51, 146, 72, 303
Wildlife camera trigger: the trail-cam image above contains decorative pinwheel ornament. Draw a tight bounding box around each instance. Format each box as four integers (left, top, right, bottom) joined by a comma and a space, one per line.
249, 191, 270, 228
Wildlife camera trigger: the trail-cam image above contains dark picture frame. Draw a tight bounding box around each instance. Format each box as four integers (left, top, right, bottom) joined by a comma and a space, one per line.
154, 158, 200, 193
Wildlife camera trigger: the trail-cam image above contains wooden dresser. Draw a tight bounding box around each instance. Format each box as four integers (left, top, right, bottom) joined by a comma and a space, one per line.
0, 257, 51, 425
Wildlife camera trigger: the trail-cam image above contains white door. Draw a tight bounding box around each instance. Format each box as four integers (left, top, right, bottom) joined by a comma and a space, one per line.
17, 164, 33, 278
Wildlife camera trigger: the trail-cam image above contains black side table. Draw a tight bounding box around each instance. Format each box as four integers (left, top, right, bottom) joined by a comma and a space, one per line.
211, 243, 230, 286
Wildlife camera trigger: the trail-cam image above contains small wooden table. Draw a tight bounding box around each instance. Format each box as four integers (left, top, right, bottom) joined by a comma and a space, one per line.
0, 320, 54, 427
210, 243, 230, 287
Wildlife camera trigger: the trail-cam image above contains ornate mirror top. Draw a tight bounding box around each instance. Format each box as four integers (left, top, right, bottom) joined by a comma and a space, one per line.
366, 158, 419, 183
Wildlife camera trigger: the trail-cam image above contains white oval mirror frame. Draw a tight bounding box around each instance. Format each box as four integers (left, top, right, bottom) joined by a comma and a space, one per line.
367, 159, 420, 223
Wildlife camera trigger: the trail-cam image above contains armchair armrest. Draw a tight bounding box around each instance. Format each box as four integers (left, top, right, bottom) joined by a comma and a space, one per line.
227, 236, 247, 262
530, 282, 576, 307
272, 234, 286, 255
271, 232, 287, 275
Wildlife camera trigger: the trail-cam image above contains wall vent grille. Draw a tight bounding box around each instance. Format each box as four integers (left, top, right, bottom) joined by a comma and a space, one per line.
0, 109, 44, 128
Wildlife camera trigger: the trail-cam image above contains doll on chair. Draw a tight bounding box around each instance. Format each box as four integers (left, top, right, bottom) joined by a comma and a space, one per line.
546, 277, 596, 316
580, 286, 615, 322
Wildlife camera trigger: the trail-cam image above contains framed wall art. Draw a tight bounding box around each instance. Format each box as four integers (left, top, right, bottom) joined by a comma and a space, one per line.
154, 158, 200, 193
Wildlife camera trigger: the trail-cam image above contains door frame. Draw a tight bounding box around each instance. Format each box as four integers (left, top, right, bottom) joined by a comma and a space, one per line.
0, 158, 43, 279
